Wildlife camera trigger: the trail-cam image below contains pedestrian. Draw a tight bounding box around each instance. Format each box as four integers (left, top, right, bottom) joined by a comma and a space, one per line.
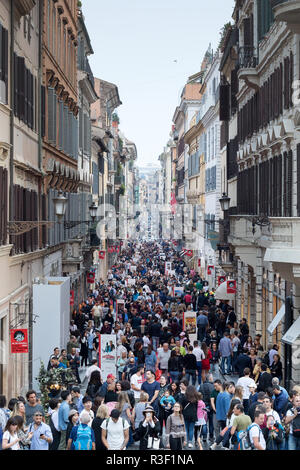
92, 404, 110, 450
58, 390, 72, 450
165, 402, 187, 450
2, 417, 21, 450
218, 332, 232, 375
28, 411, 53, 450
101, 408, 130, 450
137, 405, 161, 450
181, 385, 198, 448
66, 409, 79, 444
67, 411, 96, 450
236, 368, 256, 414
48, 398, 61, 450
25, 390, 44, 425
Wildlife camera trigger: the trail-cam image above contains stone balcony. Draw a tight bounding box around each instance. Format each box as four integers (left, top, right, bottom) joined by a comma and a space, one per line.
271, 0, 300, 33
15, 0, 36, 17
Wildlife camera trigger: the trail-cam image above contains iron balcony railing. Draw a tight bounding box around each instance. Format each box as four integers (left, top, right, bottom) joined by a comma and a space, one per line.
239, 46, 258, 69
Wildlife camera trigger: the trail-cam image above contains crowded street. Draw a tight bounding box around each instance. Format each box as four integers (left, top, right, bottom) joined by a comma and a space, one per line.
1, 240, 299, 452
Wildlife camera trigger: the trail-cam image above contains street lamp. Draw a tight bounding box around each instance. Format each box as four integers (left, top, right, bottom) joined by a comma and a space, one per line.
89, 202, 98, 222
53, 191, 68, 221
219, 193, 231, 212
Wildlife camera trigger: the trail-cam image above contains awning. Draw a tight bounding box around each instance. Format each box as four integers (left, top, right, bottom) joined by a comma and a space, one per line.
282, 316, 300, 345
267, 304, 285, 335
214, 281, 235, 301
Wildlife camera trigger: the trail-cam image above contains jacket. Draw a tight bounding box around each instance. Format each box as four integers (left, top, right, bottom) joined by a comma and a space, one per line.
257, 372, 273, 392
216, 392, 231, 421
138, 419, 161, 450
274, 392, 288, 418
181, 397, 198, 423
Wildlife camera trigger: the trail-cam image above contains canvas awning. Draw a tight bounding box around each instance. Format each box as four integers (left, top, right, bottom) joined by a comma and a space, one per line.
214, 281, 236, 301
267, 304, 285, 335
281, 316, 300, 345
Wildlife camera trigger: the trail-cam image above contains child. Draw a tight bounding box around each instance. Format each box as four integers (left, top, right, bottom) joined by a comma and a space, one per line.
194, 392, 207, 448
160, 390, 176, 417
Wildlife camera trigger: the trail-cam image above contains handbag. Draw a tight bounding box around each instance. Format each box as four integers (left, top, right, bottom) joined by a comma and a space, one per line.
147, 436, 160, 450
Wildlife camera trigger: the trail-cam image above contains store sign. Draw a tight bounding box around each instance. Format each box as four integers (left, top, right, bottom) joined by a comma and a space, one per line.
70, 290, 74, 306
227, 280, 237, 294
99, 250, 106, 259
218, 276, 226, 286
11, 329, 29, 354
87, 272, 95, 284
207, 265, 214, 275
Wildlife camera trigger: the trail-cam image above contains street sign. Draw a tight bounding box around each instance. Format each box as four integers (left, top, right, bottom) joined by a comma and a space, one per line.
11, 329, 29, 354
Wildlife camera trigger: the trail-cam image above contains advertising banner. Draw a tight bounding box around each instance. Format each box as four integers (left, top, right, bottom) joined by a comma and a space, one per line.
99, 250, 106, 259
173, 286, 184, 297
227, 280, 237, 294
182, 311, 197, 344
207, 265, 214, 275
87, 272, 95, 283
70, 290, 74, 306
99, 334, 117, 382
11, 329, 29, 354
116, 299, 125, 322
165, 262, 172, 275
218, 276, 226, 286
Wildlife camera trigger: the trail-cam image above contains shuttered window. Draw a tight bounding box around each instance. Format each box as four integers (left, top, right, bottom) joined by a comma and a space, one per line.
58, 100, 64, 150
0, 23, 8, 104
0, 167, 8, 246
47, 87, 57, 144
257, 0, 274, 42
219, 83, 230, 121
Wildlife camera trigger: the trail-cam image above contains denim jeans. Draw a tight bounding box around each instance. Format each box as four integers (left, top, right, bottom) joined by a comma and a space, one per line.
88, 348, 93, 364
232, 351, 238, 372
220, 356, 231, 374
198, 326, 206, 342
152, 337, 160, 352
185, 370, 197, 386
185, 420, 195, 443
288, 434, 300, 450
169, 371, 180, 383
196, 362, 202, 385
194, 423, 208, 441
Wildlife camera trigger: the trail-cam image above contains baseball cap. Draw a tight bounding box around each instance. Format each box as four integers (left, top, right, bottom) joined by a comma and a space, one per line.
107, 374, 115, 380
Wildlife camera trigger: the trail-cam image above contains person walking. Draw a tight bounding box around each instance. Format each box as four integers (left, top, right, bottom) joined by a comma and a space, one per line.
28, 411, 53, 450
181, 386, 198, 448
218, 332, 232, 375
165, 402, 187, 450
58, 390, 72, 450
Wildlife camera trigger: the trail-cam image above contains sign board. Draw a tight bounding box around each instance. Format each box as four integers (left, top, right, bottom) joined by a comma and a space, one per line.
116, 299, 125, 322
207, 265, 214, 275
11, 329, 29, 354
282, 315, 300, 345
227, 280, 237, 294
87, 272, 95, 283
182, 311, 197, 344
173, 286, 184, 297
165, 262, 172, 275
70, 290, 74, 306
99, 250, 106, 259
218, 276, 226, 286
267, 304, 285, 335
198, 259, 201, 267
98, 334, 117, 382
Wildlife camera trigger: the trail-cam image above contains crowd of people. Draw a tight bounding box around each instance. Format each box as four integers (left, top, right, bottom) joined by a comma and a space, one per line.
1, 241, 300, 451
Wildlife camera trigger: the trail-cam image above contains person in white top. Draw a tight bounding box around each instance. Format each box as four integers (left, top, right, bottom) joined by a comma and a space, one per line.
101, 409, 130, 450
2, 417, 21, 450
236, 367, 256, 414
249, 409, 266, 450
192, 341, 205, 386
84, 359, 101, 382
130, 366, 145, 401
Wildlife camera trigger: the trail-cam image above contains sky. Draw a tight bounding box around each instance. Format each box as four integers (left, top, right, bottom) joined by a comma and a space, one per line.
83, 0, 235, 166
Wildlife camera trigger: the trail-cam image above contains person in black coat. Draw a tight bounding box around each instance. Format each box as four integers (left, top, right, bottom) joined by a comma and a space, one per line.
270, 354, 283, 382
86, 371, 102, 400
92, 405, 109, 450
137, 405, 161, 450
48, 399, 61, 451
235, 352, 252, 377
257, 363, 273, 392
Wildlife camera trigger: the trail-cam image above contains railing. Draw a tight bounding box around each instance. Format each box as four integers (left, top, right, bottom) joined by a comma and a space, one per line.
239, 46, 258, 69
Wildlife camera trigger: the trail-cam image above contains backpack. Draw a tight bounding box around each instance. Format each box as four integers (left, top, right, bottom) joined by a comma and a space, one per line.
292, 412, 300, 438
236, 423, 261, 450
73, 424, 93, 451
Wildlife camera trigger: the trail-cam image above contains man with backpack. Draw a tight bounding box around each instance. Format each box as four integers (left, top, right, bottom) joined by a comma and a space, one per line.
285, 394, 300, 450
67, 411, 95, 450
230, 404, 252, 447
101, 409, 130, 450
248, 409, 266, 450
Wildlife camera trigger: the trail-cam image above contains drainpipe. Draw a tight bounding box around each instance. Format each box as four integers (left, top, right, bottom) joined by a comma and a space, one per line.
9, 0, 14, 225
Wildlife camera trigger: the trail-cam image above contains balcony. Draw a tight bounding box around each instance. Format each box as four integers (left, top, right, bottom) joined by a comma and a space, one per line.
271, 0, 300, 32
264, 218, 300, 286
15, 0, 36, 17
238, 46, 259, 90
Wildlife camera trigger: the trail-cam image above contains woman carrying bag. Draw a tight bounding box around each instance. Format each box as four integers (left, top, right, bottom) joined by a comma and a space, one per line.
137, 405, 161, 450
165, 403, 187, 450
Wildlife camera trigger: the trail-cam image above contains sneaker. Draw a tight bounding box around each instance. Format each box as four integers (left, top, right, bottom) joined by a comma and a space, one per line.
188, 442, 193, 448
210, 443, 217, 450
221, 446, 229, 450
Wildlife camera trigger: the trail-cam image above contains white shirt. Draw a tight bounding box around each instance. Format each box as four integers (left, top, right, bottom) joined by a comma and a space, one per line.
117, 344, 127, 359
143, 336, 151, 348
266, 409, 281, 423
130, 373, 144, 399
193, 347, 205, 362
236, 376, 256, 399
48, 407, 60, 431
3, 431, 20, 450
84, 364, 101, 382
101, 417, 130, 450
249, 423, 266, 450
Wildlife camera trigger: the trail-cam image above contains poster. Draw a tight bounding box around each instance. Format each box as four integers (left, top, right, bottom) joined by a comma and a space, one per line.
11, 329, 29, 354
99, 334, 117, 382
99, 250, 106, 259
218, 276, 226, 286
87, 272, 95, 283
198, 259, 201, 267
227, 280, 237, 294
207, 265, 214, 276
165, 261, 172, 275
173, 286, 184, 297
116, 299, 125, 322
182, 311, 197, 344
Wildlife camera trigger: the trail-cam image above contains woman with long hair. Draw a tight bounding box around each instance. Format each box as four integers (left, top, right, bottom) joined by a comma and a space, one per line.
181, 385, 198, 448
2, 417, 20, 450
201, 342, 212, 383
270, 354, 283, 382
92, 404, 109, 450
117, 391, 134, 448
11, 401, 27, 429
165, 402, 187, 450
86, 370, 102, 399
79, 330, 89, 367
14, 415, 33, 450
233, 385, 244, 403
243, 335, 253, 353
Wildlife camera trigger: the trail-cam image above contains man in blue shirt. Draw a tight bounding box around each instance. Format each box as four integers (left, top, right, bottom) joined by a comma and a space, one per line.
141, 370, 160, 414
29, 411, 53, 450
218, 332, 233, 375
216, 382, 232, 435
197, 312, 209, 342
58, 390, 72, 450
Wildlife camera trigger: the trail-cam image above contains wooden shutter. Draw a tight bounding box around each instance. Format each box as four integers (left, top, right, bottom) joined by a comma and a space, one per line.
0, 23, 2, 81
243, 18, 252, 46
79, 108, 83, 150
58, 100, 64, 149
18, 56, 25, 122
290, 51, 294, 109
0, 167, 8, 246
41, 85, 46, 137
287, 150, 293, 216
47, 87, 55, 143
2, 26, 8, 102
219, 84, 230, 121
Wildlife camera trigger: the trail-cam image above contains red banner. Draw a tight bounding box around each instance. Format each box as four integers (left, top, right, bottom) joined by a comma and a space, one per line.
207, 265, 214, 275
227, 280, 237, 294
99, 250, 106, 259
11, 329, 29, 354
108, 247, 115, 253
87, 272, 95, 284
70, 290, 74, 306
218, 276, 226, 286
183, 249, 193, 257
198, 259, 201, 267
